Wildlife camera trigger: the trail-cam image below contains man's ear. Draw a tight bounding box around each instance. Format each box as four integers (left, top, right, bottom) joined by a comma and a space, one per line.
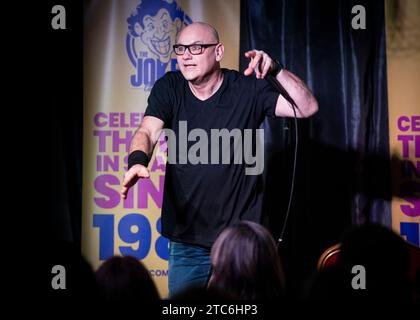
215, 43, 224, 62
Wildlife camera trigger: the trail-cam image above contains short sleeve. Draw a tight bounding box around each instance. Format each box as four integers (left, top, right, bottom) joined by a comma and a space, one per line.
144, 73, 174, 126
255, 79, 280, 119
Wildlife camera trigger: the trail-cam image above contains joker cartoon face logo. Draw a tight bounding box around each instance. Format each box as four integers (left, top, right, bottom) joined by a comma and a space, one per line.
139, 7, 180, 61
127, 0, 192, 90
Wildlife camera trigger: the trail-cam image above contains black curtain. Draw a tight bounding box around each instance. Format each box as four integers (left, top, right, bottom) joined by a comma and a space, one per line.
47, 0, 83, 246
240, 0, 391, 295
21, 1, 85, 293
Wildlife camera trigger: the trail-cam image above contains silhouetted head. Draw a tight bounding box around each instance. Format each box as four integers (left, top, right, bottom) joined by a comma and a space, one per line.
338, 224, 411, 302
208, 221, 285, 300
95, 255, 160, 302
46, 240, 98, 301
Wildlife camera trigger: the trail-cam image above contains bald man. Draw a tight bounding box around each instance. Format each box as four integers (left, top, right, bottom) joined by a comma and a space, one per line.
121, 22, 318, 297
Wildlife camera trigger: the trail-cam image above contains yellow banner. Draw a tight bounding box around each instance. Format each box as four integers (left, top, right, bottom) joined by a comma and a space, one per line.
82, 0, 239, 298
386, 0, 420, 246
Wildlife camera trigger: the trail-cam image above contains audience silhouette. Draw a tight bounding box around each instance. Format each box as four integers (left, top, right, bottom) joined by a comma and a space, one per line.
305, 224, 412, 305
95, 255, 160, 302
208, 220, 286, 300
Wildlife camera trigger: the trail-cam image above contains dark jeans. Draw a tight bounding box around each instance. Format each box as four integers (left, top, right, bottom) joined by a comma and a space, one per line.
168, 240, 212, 298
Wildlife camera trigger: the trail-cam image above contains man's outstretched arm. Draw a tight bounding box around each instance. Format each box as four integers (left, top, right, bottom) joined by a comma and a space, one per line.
244, 50, 318, 118
120, 116, 164, 199
273, 69, 318, 118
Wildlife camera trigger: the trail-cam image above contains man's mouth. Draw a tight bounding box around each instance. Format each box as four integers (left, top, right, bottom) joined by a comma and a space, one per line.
183, 64, 196, 69
151, 36, 170, 55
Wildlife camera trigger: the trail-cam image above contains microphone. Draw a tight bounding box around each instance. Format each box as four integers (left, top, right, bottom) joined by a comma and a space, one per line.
263, 73, 299, 247
265, 73, 299, 112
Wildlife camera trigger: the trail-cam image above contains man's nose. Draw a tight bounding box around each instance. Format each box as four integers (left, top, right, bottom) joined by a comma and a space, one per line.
182, 49, 192, 59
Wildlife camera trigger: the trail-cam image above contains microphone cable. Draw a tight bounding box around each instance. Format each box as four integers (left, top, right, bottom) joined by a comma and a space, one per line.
265, 74, 299, 247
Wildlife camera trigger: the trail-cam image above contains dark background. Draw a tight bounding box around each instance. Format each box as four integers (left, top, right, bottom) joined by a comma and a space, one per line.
240, 0, 390, 294
40, 0, 83, 246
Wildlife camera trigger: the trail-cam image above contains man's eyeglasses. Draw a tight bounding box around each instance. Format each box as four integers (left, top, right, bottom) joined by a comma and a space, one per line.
173, 43, 219, 55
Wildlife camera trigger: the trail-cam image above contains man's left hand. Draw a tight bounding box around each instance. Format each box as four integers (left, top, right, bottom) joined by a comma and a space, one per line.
244, 50, 274, 79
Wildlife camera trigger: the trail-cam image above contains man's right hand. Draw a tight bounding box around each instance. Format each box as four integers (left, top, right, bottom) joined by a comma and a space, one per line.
120, 164, 150, 199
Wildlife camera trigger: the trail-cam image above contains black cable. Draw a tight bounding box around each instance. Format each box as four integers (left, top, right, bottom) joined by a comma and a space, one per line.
265, 74, 299, 246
